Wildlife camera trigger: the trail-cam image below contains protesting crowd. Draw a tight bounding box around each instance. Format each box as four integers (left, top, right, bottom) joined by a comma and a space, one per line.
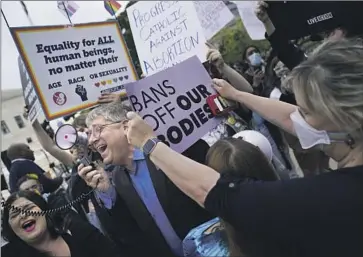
1, 1, 363, 257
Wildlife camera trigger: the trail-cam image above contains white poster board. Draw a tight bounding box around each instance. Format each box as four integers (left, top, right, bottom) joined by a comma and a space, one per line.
127, 1, 208, 76
11, 21, 137, 120
193, 1, 234, 40
125, 56, 222, 153
236, 1, 266, 40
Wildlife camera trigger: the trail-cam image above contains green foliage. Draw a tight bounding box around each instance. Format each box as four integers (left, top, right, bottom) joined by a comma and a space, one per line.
211, 18, 270, 65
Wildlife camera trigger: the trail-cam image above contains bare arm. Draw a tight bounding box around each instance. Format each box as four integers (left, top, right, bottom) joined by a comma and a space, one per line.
263, 18, 276, 36
32, 120, 74, 167
213, 79, 297, 135
232, 91, 297, 135
221, 64, 253, 94
150, 142, 220, 207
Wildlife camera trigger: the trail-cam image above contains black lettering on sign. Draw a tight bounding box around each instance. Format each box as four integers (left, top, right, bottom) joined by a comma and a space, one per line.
130, 80, 176, 111
48, 81, 62, 89
68, 76, 85, 85
176, 84, 213, 110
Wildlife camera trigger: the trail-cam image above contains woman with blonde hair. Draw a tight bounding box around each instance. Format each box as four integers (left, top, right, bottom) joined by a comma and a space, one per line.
124, 38, 363, 257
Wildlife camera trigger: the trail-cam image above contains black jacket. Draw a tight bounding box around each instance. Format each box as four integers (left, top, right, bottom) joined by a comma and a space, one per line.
67, 166, 132, 254
108, 151, 214, 257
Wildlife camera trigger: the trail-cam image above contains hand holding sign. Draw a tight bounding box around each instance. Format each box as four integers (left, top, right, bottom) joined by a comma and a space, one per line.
126, 112, 155, 149
97, 93, 121, 104
212, 78, 240, 101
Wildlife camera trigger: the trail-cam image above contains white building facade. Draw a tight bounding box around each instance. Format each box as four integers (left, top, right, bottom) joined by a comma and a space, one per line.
1, 89, 60, 194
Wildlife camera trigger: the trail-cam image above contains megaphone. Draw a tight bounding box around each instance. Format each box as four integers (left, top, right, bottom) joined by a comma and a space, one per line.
55, 124, 88, 150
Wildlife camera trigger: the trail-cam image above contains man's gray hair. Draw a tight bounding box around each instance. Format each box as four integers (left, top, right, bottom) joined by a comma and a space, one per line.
86, 101, 133, 127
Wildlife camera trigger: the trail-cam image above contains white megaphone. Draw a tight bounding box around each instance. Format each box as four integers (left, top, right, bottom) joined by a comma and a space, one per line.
55, 124, 88, 150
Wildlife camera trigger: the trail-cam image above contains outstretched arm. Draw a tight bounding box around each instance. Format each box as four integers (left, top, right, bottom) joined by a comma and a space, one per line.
32, 120, 74, 167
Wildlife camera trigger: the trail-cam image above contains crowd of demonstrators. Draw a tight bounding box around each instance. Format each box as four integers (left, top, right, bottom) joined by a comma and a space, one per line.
123, 37, 363, 257
2, 2, 363, 257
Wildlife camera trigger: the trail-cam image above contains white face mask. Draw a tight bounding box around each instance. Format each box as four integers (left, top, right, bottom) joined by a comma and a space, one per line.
290, 109, 348, 149
248, 53, 263, 67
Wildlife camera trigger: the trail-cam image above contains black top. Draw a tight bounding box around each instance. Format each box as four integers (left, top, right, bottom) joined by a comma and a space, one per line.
205, 165, 363, 257
2, 212, 122, 257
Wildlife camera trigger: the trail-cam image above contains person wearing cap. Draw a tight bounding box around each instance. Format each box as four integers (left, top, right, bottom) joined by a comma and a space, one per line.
183, 132, 278, 257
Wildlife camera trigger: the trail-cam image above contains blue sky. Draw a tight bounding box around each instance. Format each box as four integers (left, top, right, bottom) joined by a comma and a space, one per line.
1, 1, 128, 90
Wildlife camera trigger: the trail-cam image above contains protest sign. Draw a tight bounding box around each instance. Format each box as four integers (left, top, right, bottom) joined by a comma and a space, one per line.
193, 1, 234, 40
18, 56, 42, 123
127, 1, 208, 76
11, 21, 137, 120
125, 56, 222, 153
235, 1, 266, 40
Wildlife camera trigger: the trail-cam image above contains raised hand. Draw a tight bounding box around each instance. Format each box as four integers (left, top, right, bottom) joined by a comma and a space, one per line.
212, 78, 240, 101
206, 48, 225, 71
125, 112, 155, 149
255, 1, 270, 23
97, 93, 121, 104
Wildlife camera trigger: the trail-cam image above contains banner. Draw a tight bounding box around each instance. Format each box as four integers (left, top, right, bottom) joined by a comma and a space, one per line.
127, 1, 208, 76
125, 56, 222, 153
11, 21, 137, 120
17, 56, 42, 123
193, 1, 234, 40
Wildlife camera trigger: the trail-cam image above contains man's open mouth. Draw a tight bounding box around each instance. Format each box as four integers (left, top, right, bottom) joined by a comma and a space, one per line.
97, 145, 107, 154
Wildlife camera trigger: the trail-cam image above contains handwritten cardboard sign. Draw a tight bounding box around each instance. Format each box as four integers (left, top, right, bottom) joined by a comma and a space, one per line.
127, 1, 208, 76
194, 1, 234, 40
11, 21, 137, 120
125, 56, 222, 153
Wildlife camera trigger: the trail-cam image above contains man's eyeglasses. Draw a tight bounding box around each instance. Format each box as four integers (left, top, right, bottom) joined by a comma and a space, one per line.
87, 121, 122, 139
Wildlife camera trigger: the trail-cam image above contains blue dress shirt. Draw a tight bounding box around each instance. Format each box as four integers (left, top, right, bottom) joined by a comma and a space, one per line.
96, 149, 183, 256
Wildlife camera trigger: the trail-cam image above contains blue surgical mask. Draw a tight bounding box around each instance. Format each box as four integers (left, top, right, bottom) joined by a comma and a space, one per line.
248, 53, 263, 67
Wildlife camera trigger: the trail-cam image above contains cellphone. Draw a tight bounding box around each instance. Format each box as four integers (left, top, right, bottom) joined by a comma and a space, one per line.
206, 94, 237, 116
